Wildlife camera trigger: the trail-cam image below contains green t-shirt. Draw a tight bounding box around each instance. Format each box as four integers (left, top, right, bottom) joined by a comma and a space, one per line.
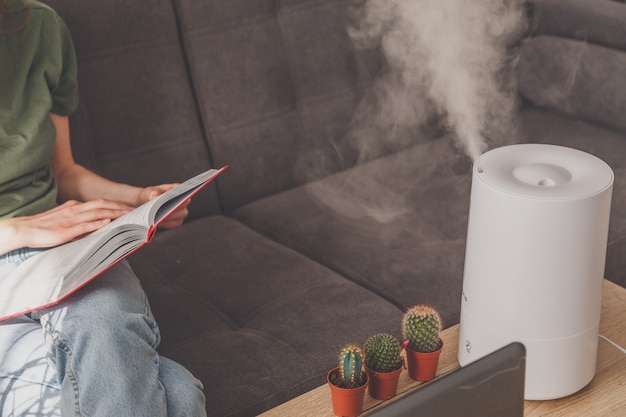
0, 0, 78, 218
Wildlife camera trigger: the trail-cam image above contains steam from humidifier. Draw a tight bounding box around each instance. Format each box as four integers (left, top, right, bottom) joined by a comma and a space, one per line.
348, 0, 528, 162
304, 0, 529, 228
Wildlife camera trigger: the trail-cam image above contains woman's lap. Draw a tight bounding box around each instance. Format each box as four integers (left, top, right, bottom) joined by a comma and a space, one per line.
0, 250, 206, 416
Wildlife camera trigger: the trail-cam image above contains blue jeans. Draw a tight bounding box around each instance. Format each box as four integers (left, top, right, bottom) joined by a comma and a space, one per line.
0, 248, 207, 417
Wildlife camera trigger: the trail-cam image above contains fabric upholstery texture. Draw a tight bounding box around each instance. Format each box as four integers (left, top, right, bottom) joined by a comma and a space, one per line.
34, 0, 626, 415
232, 138, 472, 326
173, 0, 377, 211
129, 215, 403, 416
517, 36, 626, 133
531, 0, 626, 51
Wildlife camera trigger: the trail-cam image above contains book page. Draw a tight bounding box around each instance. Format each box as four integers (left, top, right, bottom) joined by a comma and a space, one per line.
150, 168, 225, 225
80, 167, 224, 231
0, 224, 145, 317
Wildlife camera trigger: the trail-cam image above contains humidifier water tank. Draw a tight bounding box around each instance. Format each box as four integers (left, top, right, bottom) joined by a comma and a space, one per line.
458, 144, 613, 400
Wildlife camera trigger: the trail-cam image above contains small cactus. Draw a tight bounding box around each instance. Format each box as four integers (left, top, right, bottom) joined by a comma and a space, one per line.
401, 305, 443, 353
332, 344, 366, 389
363, 333, 402, 373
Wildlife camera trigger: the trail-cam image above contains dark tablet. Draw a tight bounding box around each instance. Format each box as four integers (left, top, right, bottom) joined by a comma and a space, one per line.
365, 342, 526, 417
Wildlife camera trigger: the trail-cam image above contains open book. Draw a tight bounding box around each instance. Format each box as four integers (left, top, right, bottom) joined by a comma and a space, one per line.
0, 166, 227, 321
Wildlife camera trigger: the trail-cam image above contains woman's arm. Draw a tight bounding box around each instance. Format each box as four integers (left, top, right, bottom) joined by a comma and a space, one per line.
0, 114, 190, 255
49, 113, 147, 206
49, 113, 189, 228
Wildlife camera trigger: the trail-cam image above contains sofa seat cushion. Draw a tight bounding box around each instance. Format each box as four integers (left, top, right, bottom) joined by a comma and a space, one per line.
128, 215, 402, 416
521, 107, 626, 288
232, 138, 473, 327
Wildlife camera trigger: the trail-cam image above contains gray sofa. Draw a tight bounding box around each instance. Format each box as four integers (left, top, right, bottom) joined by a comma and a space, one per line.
43, 0, 626, 415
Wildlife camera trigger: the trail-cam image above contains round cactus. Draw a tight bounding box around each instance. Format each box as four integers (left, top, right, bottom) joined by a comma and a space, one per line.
401, 305, 443, 353
334, 344, 366, 388
363, 333, 402, 373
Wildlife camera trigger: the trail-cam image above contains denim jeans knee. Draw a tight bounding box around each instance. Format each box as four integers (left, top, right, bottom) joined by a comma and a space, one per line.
0, 316, 61, 416
2, 251, 206, 416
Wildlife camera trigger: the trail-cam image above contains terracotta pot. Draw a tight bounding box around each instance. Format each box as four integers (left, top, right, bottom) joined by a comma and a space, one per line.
405, 339, 443, 382
327, 368, 368, 417
365, 364, 402, 400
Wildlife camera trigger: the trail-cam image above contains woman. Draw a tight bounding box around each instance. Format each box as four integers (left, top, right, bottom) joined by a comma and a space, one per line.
0, 1, 207, 415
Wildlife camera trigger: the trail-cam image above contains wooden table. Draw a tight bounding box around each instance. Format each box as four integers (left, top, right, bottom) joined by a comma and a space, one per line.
260, 280, 626, 416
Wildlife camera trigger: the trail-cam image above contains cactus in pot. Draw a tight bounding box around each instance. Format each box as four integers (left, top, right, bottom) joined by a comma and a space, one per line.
401, 304, 444, 381
363, 333, 402, 373
327, 344, 368, 417
402, 304, 443, 353
363, 333, 404, 400
330, 344, 366, 389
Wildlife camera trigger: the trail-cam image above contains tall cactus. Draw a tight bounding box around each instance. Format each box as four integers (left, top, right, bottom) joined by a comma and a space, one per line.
334, 344, 366, 388
401, 305, 443, 353
363, 333, 402, 373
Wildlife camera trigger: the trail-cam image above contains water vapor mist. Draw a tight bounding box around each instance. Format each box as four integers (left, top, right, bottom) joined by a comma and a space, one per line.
349, 0, 528, 161
302, 1, 528, 232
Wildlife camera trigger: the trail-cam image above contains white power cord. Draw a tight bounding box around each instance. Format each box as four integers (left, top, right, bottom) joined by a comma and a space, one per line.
599, 334, 626, 354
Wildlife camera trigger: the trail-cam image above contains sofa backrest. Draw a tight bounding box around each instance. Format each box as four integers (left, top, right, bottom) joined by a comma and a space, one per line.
43, 0, 221, 219
170, 0, 378, 211
517, 0, 626, 134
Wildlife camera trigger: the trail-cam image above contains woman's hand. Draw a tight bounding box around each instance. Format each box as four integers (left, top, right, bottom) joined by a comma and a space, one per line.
137, 184, 191, 229
1, 200, 131, 253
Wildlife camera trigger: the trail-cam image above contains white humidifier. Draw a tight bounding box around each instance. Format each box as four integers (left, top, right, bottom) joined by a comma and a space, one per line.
457, 144, 613, 400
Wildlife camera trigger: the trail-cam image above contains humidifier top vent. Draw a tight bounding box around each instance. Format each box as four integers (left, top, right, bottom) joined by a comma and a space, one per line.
475, 144, 613, 200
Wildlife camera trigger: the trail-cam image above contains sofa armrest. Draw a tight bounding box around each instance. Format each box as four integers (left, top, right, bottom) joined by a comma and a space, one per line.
530, 0, 626, 51
518, 0, 626, 133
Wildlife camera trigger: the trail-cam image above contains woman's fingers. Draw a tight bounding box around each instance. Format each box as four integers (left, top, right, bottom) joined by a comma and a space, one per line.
17, 200, 131, 248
